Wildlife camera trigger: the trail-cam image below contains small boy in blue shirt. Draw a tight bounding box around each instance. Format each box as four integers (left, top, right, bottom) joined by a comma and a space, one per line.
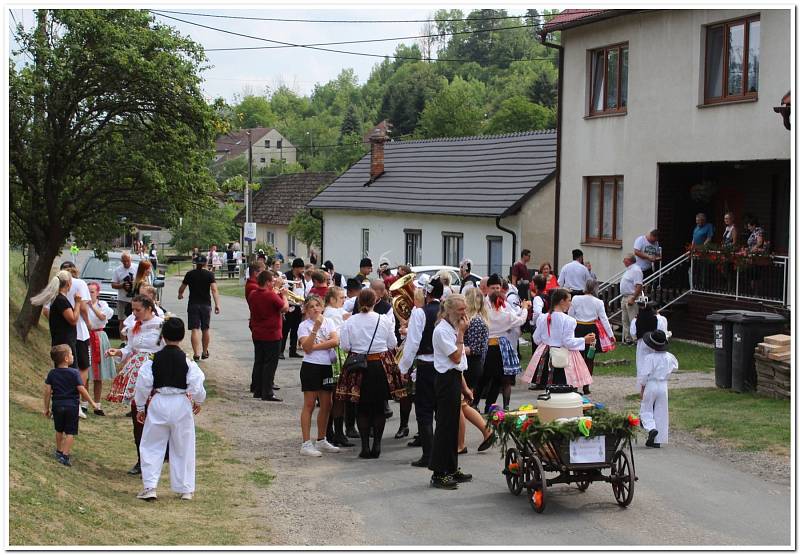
43, 345, 99, 466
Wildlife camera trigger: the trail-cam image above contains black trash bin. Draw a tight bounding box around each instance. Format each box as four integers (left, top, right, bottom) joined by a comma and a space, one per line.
706, 309, 742, 389
729, 312, 787, 393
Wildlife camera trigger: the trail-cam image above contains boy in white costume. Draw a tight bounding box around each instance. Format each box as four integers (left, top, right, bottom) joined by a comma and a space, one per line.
134, 317, 206, 500
637, 330, 678, 448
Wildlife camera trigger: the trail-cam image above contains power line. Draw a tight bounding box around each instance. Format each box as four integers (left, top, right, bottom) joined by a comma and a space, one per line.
151, 9, 553, 25
203, 22, 545, 52
152, 11, 556, 63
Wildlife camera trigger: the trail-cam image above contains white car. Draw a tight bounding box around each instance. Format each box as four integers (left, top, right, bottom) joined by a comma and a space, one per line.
392, 265, 482, 290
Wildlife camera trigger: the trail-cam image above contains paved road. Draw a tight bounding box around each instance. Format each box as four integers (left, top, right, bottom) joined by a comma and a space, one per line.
157, 275, 790, 547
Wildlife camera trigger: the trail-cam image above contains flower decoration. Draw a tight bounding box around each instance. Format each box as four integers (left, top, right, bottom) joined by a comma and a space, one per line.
507, 462, 520, 474
627, 414, 640, 427
517, 404, 534, 412
577, 417, 592, 437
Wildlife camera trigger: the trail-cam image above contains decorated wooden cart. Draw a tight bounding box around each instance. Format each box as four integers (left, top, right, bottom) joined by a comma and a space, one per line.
486, 404, 640, 513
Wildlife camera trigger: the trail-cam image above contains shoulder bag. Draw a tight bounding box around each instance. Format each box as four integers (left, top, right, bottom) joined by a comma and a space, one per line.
342, 315, 381, 372
546, 313, 570, 368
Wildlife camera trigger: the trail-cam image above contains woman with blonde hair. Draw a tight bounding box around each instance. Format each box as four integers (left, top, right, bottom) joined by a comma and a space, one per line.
435, 270, 456, 299
132, 259, 152, 297
32, 271, 80, 357
297, 294, 341, 457
458, 288, 493, 453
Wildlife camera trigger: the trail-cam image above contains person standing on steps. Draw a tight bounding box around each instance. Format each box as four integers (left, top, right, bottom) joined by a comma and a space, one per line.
619, 254, 644, 345
633, 229, 661, 282
248, 270, 290, 402
178, 255, 221, 363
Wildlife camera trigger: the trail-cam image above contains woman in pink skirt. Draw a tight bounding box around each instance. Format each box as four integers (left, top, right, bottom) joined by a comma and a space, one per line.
522, 289, 595, 389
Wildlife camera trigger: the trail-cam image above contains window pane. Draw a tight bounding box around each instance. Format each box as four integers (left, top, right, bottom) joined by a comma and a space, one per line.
607, 49, 618, 109
706, 26, 724, 98
620, 48, 628, 107
602, 181, 614, 239
588, 180, 601, 238
591, 50, 605, 112
615, 180, 624, 239
748, 20, 760, 93
727, 23, 745, 96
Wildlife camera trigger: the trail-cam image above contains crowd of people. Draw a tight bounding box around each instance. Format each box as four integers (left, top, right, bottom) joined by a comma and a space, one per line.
32, 240, 679, 497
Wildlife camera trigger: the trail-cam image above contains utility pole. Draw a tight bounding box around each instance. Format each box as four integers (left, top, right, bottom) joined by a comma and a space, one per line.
246, 129, 252, 257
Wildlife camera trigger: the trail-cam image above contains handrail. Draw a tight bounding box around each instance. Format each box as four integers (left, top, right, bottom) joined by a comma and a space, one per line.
606, 251, 692, 308
597, 267, 628, 294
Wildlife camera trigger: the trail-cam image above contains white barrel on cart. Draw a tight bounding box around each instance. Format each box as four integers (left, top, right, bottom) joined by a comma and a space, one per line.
536, 385, 583, 423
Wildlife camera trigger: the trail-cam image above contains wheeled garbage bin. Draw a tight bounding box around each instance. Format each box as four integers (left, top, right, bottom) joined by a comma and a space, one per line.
729, 312, 787, 392
706, 309, 742, 389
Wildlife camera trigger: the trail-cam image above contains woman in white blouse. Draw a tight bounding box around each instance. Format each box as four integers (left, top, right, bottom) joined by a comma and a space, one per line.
86, 282, 116, 415
568, 279, 615, 394
523, 289, 595, 390
337, 288, 404, 459
105, 295, 164, 475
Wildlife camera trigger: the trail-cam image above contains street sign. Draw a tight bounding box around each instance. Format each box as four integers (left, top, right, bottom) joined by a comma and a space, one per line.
244, 222, 257, 241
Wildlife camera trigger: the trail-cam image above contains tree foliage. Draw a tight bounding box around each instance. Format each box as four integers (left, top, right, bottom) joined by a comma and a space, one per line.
417, 76, 485, 138
169, 203, 241, 254
287, 210, 322, 250
9, 9, 218, 338
485, 96, 555, 134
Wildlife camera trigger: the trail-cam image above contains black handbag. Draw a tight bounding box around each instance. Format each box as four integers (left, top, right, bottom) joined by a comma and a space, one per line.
342, 315, 381, 372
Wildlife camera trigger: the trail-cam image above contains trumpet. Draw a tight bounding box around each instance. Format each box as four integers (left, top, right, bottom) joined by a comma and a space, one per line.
275, 284, 305, 304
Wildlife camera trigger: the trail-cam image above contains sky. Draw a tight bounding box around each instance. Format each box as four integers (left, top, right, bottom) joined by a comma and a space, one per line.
7, 6, 531, 102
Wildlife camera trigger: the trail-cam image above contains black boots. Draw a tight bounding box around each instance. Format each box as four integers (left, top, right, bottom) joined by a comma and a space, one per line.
411, 423, 433, 467
332, 417, 354, 447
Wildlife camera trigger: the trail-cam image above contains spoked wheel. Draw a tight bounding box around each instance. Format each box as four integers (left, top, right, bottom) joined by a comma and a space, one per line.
611, 449, 635, 507
504, 448, 523, 496
576, 472, 591, 492
527, 455, 547, 513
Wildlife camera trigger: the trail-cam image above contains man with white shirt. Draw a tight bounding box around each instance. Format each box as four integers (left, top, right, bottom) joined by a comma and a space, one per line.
111, 251, 137, 334
398, 277, 444, 468
558, 249, 592, 296
58, 261, 92, 418
633, 229, 662, 281
619, 254, 644, 344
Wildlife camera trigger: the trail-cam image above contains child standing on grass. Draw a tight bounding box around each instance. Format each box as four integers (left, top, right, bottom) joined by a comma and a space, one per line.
134, 317, 206, 501
43, 345, 100, 467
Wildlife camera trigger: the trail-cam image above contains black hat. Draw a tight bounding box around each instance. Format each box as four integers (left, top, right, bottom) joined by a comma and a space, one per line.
346, 278, 362, 291
195, 254, 208, 265
643, 330, 669, 352
323, 260, 334, 272
59, 260, 76, 270
428, 277, 444, 299
292, 258, 305, 269
161, 317, 186, 342
487, 273, 502, 286
359, 257, 373, 268
572, 249, 584, 259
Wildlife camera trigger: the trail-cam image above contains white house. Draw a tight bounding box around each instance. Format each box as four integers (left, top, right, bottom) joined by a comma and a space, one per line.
215, 127, 296, 169
307, 130, 557, 277
542, 9, 791, 341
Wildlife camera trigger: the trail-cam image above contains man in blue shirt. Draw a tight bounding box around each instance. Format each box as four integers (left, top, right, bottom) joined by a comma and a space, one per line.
691, 213, 714, 248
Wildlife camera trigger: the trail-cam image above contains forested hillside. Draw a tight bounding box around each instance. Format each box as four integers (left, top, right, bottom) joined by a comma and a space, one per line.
213, 9, 560, 177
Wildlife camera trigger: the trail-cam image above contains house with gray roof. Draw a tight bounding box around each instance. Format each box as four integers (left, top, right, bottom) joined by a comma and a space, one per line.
215, 127, 296, 169
306, 129, 557, 276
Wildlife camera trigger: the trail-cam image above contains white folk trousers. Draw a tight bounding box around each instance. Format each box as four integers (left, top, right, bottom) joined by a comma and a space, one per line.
140, 393, 196, 493
640, 380, 669, 444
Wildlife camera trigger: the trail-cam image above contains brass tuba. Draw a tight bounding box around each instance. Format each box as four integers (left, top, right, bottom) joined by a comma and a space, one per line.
389, 273, 416, 364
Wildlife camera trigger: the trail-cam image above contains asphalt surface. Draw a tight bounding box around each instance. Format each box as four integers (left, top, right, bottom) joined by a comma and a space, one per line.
66, 250, 791, 547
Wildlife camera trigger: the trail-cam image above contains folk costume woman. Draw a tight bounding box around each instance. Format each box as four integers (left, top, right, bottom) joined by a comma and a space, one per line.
523, 289, 595, 389
567, 279, 615, 394
337, 288, 405, 459
134, 317, 206, 501
323, 287, 354, 447
106, 295, 164, 475
86, 282, 116, 415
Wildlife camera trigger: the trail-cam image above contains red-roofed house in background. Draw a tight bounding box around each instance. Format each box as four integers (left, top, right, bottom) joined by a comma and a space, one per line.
214, 127, 296, 169
541, 9, 790, 342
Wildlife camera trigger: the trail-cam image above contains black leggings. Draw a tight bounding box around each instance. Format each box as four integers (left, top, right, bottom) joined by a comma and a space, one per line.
357, 401, 386, 442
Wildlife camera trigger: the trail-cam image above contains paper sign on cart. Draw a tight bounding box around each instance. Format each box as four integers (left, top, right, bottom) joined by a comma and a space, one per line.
569, 436, 606, 463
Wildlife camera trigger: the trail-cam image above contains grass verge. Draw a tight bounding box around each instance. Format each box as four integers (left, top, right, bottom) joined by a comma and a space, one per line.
8, 251, 268, 545
216, 280, 245, 299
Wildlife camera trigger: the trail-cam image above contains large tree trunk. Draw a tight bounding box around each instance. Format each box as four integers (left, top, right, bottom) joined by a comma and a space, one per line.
13, 239, 61, 341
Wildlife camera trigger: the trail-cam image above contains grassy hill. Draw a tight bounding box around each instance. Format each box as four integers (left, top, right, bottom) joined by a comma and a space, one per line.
8, 252, 267, 545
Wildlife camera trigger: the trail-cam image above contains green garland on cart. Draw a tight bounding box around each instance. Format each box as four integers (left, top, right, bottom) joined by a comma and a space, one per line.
484, 405, 641, 457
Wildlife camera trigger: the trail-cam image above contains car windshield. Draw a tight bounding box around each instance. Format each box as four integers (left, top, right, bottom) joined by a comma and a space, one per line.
82, 258, 137, 281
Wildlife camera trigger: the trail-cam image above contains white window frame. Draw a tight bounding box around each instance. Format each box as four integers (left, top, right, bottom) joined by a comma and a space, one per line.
405, 229, 422, 266
266, 231, 275, 246
361, 228, 370, 259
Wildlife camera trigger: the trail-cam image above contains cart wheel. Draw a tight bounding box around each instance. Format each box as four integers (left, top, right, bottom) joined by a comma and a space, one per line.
527, 456, 547, 513
504, 448, 523, 496
576, 475, 590, 492
611, 449, 634, 507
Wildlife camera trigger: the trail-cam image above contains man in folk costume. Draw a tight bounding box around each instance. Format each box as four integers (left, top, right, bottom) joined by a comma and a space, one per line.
398, 275, 444, 467
355, 258, 373, 288
135, 317, 206, 501
638, 330, 677, 448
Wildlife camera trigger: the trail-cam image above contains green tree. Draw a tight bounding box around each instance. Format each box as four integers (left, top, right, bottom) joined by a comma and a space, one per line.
380, 60, 446, 136
417, 76, 485, 138
340, 105, 361, 137
485, 96, 555, 134
9, 9, 218, 339
169, 203, 241, 254
234, 95, 275, 129
287, 209, 322, 251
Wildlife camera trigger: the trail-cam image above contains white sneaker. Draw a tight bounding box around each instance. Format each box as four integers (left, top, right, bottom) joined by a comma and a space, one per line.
78, 407, 87, 419
180, 492, 193, 501
314, 438, 341, 453
300, 441, 322, 457
136, 487, 157, 500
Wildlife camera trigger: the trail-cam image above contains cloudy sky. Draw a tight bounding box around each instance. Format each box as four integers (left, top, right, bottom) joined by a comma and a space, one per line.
8, 6, 530, 101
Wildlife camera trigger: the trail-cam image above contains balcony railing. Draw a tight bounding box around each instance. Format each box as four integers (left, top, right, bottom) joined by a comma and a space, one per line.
690, 252, 789, 305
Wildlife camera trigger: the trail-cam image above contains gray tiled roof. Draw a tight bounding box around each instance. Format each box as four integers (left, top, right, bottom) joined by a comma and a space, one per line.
306, 130, 556, 217
235, 172, 337, 226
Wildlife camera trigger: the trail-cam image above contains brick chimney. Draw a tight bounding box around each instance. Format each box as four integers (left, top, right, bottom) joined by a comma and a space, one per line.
368, 127, 387, 180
